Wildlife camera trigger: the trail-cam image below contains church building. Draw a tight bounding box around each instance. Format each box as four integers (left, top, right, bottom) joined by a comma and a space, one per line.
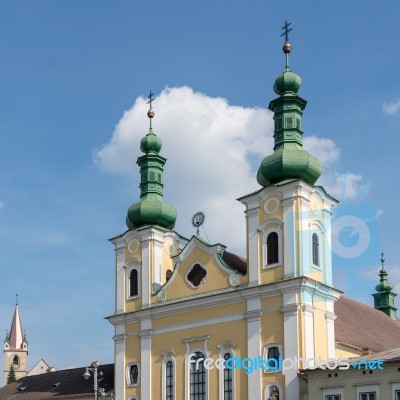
106, 24, 400, 400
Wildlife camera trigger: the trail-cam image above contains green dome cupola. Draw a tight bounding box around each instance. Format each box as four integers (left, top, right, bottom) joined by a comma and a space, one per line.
126, 92, 177, 230
372, 253, 397, 319
257, 22, 323, 187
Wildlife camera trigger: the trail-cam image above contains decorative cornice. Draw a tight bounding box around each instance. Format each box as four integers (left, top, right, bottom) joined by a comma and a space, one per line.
113, 334, 127, 343
280, 303, 299, 313
138, 329, 153, 338
324, 311, 337, 321
244, 310, 262, 320
302, 304, 315, 314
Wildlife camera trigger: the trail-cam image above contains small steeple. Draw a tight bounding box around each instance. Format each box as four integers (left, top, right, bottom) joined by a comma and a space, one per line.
126, 91, 177, 230
7, 295, 26, 350
257, 21, 323, 187
372, 253, 397, 319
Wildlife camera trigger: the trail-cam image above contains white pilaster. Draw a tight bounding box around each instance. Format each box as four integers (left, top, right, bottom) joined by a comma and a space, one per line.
246, 202, 260, 284
115, 241, 126, 313
281, 302, 299, 399
325, 309, 336, 359
246, 297, 261, 399
114, 323, 126, 400
141, 238, 151, 306
302, 305, 315, 364
282, 196, 296, 278
140, 319, 152, 400
153, 237, 163, 293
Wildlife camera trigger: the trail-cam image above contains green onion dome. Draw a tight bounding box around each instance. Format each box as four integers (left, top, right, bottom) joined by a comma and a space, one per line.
273, 69, 302, 96
257, 148, 323, 187
140, 131, 162, 154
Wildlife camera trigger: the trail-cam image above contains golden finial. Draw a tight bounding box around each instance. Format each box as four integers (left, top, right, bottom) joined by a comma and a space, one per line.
281, 20, 293, 68
147, 90, 155, 119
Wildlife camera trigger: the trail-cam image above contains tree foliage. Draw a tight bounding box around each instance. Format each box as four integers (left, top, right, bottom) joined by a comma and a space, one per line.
7, 365, 16, 384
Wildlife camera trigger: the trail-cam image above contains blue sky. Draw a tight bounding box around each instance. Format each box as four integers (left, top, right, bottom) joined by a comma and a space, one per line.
0, 1, 399, 372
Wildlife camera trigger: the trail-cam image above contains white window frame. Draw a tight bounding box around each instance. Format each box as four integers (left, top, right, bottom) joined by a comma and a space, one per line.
218, 342, 235, 400
258, 219, 283, 269
127, 266, 140, 300
392, 383, 400, 400
185, 262, 208, 289
185, 348, 208, 399
162, 350, 176, 400
264, 382, 282, 400
323, 388, 343, 400
309, 220, 325, 270
357, 385, 379, 400
263, 343, 283, 373
126, 362, 140, 387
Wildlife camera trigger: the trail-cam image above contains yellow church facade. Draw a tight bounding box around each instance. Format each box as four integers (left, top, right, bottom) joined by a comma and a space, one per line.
107, 27, 345, 400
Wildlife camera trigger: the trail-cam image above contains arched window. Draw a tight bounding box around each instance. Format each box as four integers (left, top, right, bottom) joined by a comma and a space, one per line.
165, 360, 174, 400
223, 352, 233, 400
267, 346, 280, 363
13, 355, 19, 367
130, 269, 138, 297
189, 351, 206, 399
267, 232, 279, 265
312, 233, 319, 266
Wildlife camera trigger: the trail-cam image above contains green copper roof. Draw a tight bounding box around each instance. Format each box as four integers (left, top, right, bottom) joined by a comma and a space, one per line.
372, 253, 397, 319
257, 29, 322, 187
126, 99, 177, 230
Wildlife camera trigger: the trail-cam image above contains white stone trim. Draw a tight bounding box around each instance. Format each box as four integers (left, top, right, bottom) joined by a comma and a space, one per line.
185, 262, 208, 289
115, 242, 126, 313
262, 343, 283, 373
247, 297, 262, 399
153, 239, 163, 293
140, 318, 152, 400
258, 218, 283, 269
126, 264, 141, 300
322, 387, 344, 399
161, 350, 176, 400
141, 239, 151, 307
183, 336, 210, 400
114, 323, 126, 400
218, 342, 236, 400
392, 383, 400, 400
245, 199, 261, 284
356, 384, 379, 399
302, 304, 315, 364
126, 362, 140, 386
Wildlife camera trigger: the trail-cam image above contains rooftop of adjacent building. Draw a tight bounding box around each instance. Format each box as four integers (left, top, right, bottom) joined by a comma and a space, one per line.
0, 364, 114, 399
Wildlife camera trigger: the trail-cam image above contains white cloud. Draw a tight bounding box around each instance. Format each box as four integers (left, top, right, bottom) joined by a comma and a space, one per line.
383, 100, 400, 116
303, 136, 340, 166
0, 201, 5, 209
320, 172, 370, 201
94, 86, 363, 254
363, 264, 400, 294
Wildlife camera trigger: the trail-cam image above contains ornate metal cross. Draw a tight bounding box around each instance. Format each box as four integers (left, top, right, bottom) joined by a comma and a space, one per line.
147, 90, 155, 109
280, 20, 293, 42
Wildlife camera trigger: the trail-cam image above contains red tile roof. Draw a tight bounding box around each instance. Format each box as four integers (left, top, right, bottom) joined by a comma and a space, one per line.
335, 296, 400, 353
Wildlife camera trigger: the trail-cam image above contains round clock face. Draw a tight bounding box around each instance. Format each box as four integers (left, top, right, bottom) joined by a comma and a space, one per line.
192, 211, 205, 227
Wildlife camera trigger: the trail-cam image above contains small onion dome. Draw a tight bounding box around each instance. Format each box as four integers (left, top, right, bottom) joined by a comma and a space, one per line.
375, 279, 393, 292
140, 132, 162, 154
273, 70, 302, 96
257, 148, 323, 187
126, 198, 177, 230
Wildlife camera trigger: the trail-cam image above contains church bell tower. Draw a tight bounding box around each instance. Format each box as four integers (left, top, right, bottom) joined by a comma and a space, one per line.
4, 296, 28, 384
